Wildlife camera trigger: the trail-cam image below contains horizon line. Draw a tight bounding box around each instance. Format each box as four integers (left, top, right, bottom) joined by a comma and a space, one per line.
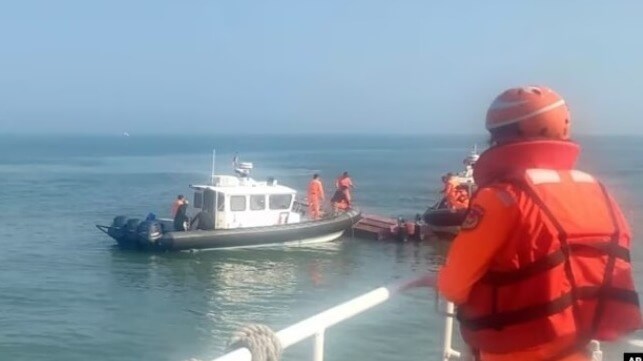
0, 131, 631, 137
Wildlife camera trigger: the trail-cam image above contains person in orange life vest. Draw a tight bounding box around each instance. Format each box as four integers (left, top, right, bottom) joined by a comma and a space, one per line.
171, 194, 185, 217
455, 185, 470, 208
307, 174, 325, 220
335, 171, 354, 206
432, 86, 642, 361
444, 174, 468, 210
331, 191, 350, 213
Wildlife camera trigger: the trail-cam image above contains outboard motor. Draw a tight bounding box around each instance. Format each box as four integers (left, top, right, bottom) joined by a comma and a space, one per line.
414, 213, 424, 241
108, 215, 128, 239
124, 218, 141, 242
395, 217, 408, 242
136, 220, 163, 244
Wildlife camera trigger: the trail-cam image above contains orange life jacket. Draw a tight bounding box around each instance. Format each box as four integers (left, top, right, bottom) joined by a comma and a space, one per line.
336, 176, 352, 190
445, 180, 468, 210
335, 177, 353, 205
457, 168, 642, 354
171, 199, 183, 217
455, 187, 470, 208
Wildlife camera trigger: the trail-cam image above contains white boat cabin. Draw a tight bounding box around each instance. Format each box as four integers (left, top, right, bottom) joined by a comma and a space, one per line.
453, 146, 479, 187
189, 173, 302, 230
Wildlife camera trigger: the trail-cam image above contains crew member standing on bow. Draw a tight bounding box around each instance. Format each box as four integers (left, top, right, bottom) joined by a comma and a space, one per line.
307, 174, 325, 220
335, 171, 354, 206
437, 86, 642, 361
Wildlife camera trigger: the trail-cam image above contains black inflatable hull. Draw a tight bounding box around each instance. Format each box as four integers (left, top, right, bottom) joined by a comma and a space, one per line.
422, 205, 468, 237
423, 208, 467, 227
98, 209, 361, 252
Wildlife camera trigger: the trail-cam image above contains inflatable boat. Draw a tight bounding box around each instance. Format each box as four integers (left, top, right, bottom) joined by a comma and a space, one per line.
422, 201, 469, 237
96, 159, 362, 251
422, 146, 479, 237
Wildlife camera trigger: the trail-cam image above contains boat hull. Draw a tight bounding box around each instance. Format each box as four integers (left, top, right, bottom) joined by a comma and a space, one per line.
422, 206, 467, 237
98, 209, 361, 252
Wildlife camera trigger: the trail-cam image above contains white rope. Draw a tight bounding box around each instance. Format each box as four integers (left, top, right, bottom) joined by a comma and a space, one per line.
226, 324, 283, 361
588, 340, 602, 361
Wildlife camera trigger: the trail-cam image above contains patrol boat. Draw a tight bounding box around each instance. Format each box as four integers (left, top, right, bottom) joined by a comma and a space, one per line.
96, 160, 361, 251
422, 146, 479, 236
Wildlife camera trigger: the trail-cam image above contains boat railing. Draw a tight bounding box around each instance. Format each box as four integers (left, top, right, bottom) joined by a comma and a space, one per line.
203, 275, 609, 361
292, 200, 308, 214
209, 277, 446, 361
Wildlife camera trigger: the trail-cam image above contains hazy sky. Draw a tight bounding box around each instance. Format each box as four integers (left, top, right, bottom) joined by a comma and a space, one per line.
1, 1, 642, 135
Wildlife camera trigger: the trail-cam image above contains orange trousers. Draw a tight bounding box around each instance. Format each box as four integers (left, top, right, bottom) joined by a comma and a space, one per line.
308, 200, 321, 219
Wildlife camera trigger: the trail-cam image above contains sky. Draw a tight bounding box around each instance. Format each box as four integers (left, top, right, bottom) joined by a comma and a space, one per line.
0, 1, 642, 135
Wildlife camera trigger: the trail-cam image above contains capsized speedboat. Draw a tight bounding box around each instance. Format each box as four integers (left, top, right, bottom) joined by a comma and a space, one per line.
96, 159, 361, 251
422, 146, 479, 237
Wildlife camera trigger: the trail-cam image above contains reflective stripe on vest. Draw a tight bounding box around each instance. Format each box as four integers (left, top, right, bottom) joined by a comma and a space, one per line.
526, 168, 596, 185
457, 168, 641, 353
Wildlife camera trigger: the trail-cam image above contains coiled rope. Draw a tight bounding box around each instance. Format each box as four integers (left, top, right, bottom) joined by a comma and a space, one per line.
226, 324, 283, 361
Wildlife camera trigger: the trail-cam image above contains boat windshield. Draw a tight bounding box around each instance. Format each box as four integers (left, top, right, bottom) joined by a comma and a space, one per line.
269, 194, 293, 210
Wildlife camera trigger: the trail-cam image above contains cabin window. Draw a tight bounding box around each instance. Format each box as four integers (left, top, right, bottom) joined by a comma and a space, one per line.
269, 194, 293, 210
250, 195, 266, 211
202, 189, 216, 213
230, 195, 247, 211
217, 192, 225, 211
194, 192, 203, 209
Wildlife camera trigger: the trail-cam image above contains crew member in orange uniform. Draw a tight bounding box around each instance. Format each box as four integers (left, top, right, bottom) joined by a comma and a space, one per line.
307, 173, 325, 220
436, 86, 642, 361
443, 173, 469, 210
335, 171, 354, 206
454, 185, 470, 209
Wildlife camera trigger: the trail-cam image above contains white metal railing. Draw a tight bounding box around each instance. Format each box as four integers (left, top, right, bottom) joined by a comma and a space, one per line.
207, 275, 611, 361
210, 276, 458, 361
440, 301, 461, 361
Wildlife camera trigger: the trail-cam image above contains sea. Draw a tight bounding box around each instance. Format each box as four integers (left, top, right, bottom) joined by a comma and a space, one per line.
1, 134, 642, 361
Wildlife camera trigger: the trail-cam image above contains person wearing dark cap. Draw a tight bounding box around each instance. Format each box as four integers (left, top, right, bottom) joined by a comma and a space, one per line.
173, 199, 189, 231
171, 195, 185, 218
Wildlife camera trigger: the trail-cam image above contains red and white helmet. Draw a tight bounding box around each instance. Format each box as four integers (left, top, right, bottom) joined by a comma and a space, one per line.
486, 86, 571, 140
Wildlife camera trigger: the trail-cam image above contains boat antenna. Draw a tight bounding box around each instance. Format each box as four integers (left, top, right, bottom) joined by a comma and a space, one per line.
211, 149, 216, 185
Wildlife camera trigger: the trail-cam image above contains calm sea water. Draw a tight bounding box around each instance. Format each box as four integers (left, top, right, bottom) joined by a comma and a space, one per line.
1, 134, 642, 361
